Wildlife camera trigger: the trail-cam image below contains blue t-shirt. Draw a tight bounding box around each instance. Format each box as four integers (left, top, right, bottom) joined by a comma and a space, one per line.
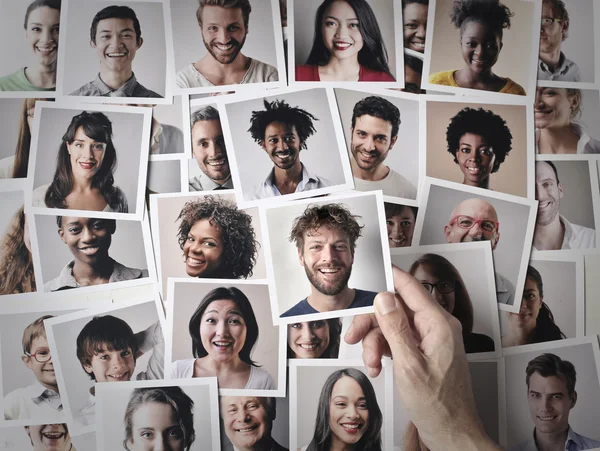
280, 289, 377, 317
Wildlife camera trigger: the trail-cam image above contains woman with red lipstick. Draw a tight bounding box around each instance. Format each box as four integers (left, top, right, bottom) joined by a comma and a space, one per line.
501, 265, 566, 348
302, 368, 382, 451
428, 0, 526, 95
171, 286, 275, 390
446, 107, 513, 191
296, 0, 395, 82
32, 111, 128, 212
535, 87, 600, 154
287, 319, 342, 359
0, 0, 61, 92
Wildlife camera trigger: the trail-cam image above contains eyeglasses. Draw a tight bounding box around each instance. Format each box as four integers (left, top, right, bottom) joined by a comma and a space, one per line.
25, 348, 52, 363
541, 17, 562, 26
449, 215, 499, 233
420, 280, 455, 295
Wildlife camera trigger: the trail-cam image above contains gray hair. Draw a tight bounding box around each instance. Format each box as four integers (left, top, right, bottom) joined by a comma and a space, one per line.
190, 105, 220, 128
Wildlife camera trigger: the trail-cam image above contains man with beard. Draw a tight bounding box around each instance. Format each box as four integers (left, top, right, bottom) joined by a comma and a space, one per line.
24, 424, 75, 451
349, 96, 417, 199
281, 203, 377, 317
533, 161, 595, 250
189, 105, 233, 190
247, 99, 333, 200
176, 0, 279, 88
71, 5, 162, 98
538, 0, 581, 82
444, 197, 515, 305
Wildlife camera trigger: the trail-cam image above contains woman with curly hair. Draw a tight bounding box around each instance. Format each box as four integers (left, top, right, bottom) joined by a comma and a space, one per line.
296, 0, 395, 82
171, 286, 276, 390
176, 196, 258, 279
445, 107, 513, 190
287, 319, 342, 359
31, 111, 128, 212
301, 367, 382, 451
501, 265, 566, 347
429, 0, 526, 95
0, 206, 36, 295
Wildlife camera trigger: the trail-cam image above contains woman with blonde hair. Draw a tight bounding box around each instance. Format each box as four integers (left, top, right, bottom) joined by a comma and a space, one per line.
0, 207, 36, 295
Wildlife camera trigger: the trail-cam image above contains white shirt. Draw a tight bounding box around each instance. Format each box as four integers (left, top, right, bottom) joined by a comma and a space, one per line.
535, 124, 600, 155
560, 215, 596, 250
353, 168, 417, 199
74, 393, 95, 426
3, 381, 64, 421
176, 58, 278, 88
171, 359, 276, 390
249, 163, 333, 200
0, 155, 15, 179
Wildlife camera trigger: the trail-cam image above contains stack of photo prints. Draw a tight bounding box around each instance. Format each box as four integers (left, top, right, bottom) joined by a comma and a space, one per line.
1, 0, 600, 449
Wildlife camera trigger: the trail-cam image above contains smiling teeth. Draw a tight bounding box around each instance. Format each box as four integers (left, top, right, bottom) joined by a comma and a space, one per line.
109, 373, 127, 379
342, 424, 360, 429
187, 257, 204, 266
216, 44, 233, 51
214, 341, 232, 347
42, 433, 64, 439
539, 416, 556, 420
208, 160, 225, 166
539, 201, 551, 208
299, 343, 318, 350
108, 53, 126, 57
80, 246, 99, 254
320, 268, 340, 273
237, 426, 257, 432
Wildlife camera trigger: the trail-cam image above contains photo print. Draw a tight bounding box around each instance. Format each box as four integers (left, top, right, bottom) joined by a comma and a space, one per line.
414, 178, 538, 312
27, 102, 152, 220
383, 197, 419, 249
44, 298, 166, 434
220, 87, 354, 207
261, 191, 393, 323
169, 0, 285, 95
334, 87, 420, 200
166, 279, 286, 396
0, 423, 77, 451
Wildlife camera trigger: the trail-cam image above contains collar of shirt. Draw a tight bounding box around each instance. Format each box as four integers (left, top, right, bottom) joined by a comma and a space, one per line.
192, 172, 234, 191
539, 52, 575, 76
263, 163, 319, 195
50, 258, 143, 290
571, 122, 592, 155
560, 214, 577, 249
150, 120, 164, 155
26, 381, 62, 410
92, 72, 141, 97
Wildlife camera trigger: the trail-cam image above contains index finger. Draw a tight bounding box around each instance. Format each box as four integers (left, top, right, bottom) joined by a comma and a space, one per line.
391, 265, 447, 316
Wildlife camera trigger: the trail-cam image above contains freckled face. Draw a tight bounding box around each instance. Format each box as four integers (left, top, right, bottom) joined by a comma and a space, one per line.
329, 376, 370, 447
183, 219, 224, 278
460, 21, 502, 74
455, 133, 496, 186
25, 6, 60, 67
321, 1, 363, 61
403, 3, 427, 52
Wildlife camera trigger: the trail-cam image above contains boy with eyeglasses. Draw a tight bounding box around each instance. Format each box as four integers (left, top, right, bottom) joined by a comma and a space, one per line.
3, 315, 64, 421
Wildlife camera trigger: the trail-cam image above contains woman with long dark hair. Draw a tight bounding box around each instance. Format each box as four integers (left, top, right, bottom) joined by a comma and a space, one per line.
287, 319, 342, 359
31, 111, 128, 212
501, 265, 566, 347
296, 0, 395, 82
302, 368, 382, 451
0, 207, 36, 295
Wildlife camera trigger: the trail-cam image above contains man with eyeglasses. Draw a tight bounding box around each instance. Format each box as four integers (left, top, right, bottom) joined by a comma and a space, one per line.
4, 315, 64, 421
444, 198, 515, 305
538, 0, 581, 82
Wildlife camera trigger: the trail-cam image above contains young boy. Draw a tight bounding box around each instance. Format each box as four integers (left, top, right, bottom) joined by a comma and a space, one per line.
3, 315, 63, 421
74, 314, 163, 426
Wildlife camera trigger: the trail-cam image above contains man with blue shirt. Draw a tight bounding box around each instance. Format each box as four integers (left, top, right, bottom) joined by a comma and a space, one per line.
281, 203, 377, 318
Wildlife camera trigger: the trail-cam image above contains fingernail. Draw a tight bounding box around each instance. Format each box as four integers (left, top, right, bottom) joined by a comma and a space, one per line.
375, 294, 397, 315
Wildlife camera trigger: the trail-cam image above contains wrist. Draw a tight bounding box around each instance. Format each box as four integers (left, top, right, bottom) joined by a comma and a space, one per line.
428, 425, 503, 451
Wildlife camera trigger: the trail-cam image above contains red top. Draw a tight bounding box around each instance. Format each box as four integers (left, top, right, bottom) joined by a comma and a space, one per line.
295, 64, 396, 82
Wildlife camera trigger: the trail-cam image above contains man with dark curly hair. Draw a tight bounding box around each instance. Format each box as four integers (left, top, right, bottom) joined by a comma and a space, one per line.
281, 203, 377, 317
446, 107, 512, 190
350, 96, 417, 199
247, 98, 333, 200
176, 195, 258, 279
538, 0, 581, 82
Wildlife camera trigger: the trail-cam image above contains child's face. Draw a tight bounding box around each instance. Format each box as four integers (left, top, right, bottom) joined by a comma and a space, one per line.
23, 335, 57, 389
83, 346, 135, 383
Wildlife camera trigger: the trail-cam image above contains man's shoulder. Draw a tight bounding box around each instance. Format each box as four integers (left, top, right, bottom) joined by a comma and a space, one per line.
568, 221, 596, 249
70, 80, 99, 96
134, 82, 163, 98
281, 299, 315, 317
246, 58, 279, 83
569, 428, 600, 449
176, 63, 210, 88
350, 289, 377, 308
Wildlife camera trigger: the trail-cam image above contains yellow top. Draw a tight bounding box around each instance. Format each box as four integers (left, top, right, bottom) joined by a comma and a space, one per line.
429, 70, 526, 96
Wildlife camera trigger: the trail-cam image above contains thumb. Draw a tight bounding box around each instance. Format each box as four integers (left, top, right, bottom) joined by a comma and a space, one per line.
373, 292, 423, 368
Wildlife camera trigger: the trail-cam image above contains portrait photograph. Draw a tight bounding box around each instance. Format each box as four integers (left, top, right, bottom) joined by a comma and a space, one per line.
503, 337, 600, 450
382, 197, 419, 249
422, 0, 540, 97
261, 191, 393, 324
0, 0, 60, 96
0, 296, 110, 426
500, 253, 584, 349
149, 192, 267, 298
536, 0, 598, 85
96, 379, 220, 451
29, 212, 156, 294
0, 423, 78, 451
334, 87, 420, 200
289, 360, 393, 451
287, 315, 343, 361
535, 85, 600, 155
424, 95, 533, 198
289, 0, 403, 86
219, 395, 289, 451
393, 359, 505, 449
57, 0, 170, 102
169, 0, 285, 95
166, 279, 286, 396
585, 253, 600, 336
27, 102, 152, 221
147, 159, 185, 194
44, 298, 166, 434
532, 160, 599, 251
390, 242, 502, 359
221, 87, 354, 207
0, 189, 39, 298
414, 178, 538, 312
149, 95, 186, 157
